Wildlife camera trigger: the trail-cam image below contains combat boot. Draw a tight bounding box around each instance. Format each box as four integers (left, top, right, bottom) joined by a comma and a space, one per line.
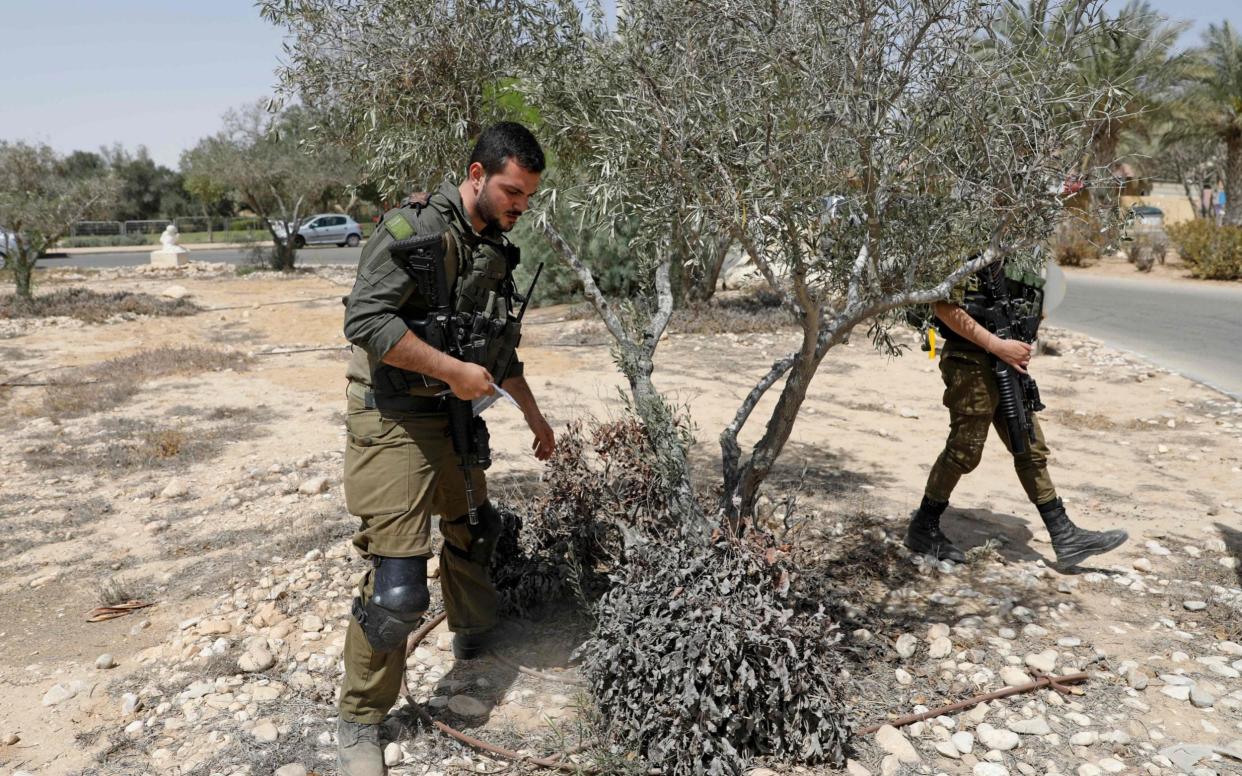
904, 496, 966, 563
337, 718, 385, 776
452, 630, 494, 660
1038, 498, 1128, 569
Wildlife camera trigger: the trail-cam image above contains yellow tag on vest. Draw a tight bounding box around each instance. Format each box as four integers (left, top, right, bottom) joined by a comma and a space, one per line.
383, 214, 414, 241
928, 328, 937, 359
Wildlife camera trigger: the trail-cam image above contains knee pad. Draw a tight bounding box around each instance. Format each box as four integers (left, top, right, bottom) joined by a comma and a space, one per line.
445, 501, 503, 566
352, 555, 429, 652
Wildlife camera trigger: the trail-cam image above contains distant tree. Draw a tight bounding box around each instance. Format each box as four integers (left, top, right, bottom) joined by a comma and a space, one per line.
100, 145, 190, 222
179, 152, 234, 242
0, 142, 118, 301
182, 103, 356, 269
59, 150, 107, 180
1186, 21, 1242, 224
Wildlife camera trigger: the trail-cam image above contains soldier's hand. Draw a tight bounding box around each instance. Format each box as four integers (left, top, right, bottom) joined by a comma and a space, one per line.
993, 339, 1032, 374
527, 413, 556, 461
447, 362, 495, 401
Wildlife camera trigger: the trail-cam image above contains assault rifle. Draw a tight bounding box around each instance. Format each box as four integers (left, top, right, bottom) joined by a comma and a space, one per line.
976, 263, 1046, 455
388, 233, 491, 524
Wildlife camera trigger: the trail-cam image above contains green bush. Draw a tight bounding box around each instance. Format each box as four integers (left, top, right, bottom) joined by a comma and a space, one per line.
1168, 220, 1242, 280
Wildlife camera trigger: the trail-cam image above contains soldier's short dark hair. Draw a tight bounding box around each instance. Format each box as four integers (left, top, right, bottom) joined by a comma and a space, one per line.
469, 122, 545, 176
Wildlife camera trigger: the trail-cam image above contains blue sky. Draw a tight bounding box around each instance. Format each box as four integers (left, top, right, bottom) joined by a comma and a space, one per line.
1, 0, 1237, 170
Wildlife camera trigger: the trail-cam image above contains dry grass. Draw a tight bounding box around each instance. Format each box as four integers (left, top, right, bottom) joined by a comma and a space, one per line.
41, 345, 252, 418
98, 577, 143, 607
1045, 408, 1120, 432
0, 287, 200, 323
670, 288, 795, 335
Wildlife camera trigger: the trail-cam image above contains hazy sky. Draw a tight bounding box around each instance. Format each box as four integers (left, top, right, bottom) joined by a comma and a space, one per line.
2, 0, 1238, 170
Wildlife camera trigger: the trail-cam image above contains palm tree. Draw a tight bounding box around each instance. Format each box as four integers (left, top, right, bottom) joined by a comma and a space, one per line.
1186, 22, 1242, 225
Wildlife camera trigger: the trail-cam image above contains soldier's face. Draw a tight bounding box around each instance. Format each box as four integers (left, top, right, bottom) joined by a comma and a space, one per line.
472, 159, 540, 233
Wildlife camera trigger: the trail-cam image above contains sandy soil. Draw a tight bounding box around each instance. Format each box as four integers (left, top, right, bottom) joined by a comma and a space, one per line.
0, 263, 1239, 775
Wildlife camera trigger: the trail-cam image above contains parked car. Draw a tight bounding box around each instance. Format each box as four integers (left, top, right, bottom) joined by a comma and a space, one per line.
1128, 205, 1165, 229
271, 214, 363, 248
0, 227, 17, 269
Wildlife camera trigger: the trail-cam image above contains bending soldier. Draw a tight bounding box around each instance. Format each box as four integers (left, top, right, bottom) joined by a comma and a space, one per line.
337, 123, 556, 775
907, 260, 1127, 570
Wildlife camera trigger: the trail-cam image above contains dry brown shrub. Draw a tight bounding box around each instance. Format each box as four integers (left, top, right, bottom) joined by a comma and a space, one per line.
42, 346, 251, 418
0, 287, 200, 323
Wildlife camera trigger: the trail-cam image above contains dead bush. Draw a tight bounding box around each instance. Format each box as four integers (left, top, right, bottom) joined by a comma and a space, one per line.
0, 287, 200, 323
1051, 220, 1101, 267
98, 577, 143, 607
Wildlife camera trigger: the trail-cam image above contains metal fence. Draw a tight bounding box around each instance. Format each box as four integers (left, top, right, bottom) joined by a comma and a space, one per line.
70, 217, 269, 237
70, 221, 124, 236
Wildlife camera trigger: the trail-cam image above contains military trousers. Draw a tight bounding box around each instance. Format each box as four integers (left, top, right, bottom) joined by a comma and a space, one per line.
923, 346, 1057, 507
338, 382, 499, 723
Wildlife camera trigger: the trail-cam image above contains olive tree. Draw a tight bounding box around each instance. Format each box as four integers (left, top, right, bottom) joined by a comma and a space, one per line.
530, 0, 1122, 526
0, 142, 118, 302
181, 103, 355, 269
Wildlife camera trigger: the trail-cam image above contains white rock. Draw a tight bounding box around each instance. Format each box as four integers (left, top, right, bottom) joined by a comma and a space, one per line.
1189, 685, 1215, 708
952, 731, 975, 754
1022, 624, 1049, 639
974, 764, 1010, 776
875, 724, 922, 764
929, 637, 953, 659
1126, 669, 1149, 690
300, 614, 324, 632
1077, 765, 1102, 776
298, 477, 329, 495
160, 479, 190, 499
42, 681, 85, 707
1000, 667, 1032, 687
240, 647, 274, 673
275, 766, 307, 776
251, 720, 279, 742
161, 285, 189, 299
124, 720, 144, 736
927, 623, 950, 640
1097, 759, 1126, 774
121, 692, 141, 715
845, 761, 872, 776
977, 723, 1020, 751
1024, 650, 1058, 673
384, 742, 402, 766
895, 668, 913, 685
1070, 731, 1099, 746
935, 740, 961, 759
447, 695, 489, 717
95, 653, 116, 670
1132, 557, 1153, 572
1160, 685, 1190, 701
895, 633, 918, 659
1008, 717, 1051, 736
1183, 600, 1208, 612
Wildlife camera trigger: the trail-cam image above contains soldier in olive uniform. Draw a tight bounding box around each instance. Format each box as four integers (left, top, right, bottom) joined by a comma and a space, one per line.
336, 123, 555, 775
906, 262, 1128, 570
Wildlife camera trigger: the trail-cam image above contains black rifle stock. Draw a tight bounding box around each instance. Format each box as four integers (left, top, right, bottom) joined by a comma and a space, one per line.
388, 233, 491, 525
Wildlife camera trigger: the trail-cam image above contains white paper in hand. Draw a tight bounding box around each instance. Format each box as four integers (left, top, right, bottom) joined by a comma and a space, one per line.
472, 383, 519, 416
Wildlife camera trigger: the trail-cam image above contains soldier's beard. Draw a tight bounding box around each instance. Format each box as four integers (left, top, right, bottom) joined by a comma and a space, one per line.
475, 185, 515, 233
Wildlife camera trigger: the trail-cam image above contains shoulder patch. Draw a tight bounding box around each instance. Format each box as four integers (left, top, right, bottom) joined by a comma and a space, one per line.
383, 214, 415, 241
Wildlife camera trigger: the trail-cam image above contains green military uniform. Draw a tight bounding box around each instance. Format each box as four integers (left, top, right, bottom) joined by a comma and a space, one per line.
338, 181, 523, 724
923, 270, 1057, 507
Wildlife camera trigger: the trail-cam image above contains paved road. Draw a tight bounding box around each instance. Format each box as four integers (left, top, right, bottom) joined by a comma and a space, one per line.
1050, 274, 1242, 399
46, 245, 362, 269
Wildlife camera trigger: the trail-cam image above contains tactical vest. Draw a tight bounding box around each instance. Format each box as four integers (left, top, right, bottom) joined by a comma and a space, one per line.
346, 196, 524, 396
939, 261, 1046, 348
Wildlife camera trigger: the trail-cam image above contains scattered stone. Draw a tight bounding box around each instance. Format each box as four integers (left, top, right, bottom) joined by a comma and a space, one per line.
895, 634, 918, 659
935, 740, 961, 759
298, 477, 329, 495
124, 720, 144, 736
875, 725, 922, 764
1126, 669, 1149, 690
42, 681, 86, 707
928, 637, 953, 659
2, 733, 19, 745
952, 731, 975, 754
894, 668, 913, 685
160, 479, 190, 499
94, 653, 116, 670
447, 695, 488, 718
1183, 600, 1208, 612
1008, 717, 1052, 736
1189, 685, 1215, 708
1132, 557, 1153, 573
1001, 667, 1032, 687
1077, 765, 1102, 776
845, 761, 872, 776
251, 720, 279, 742
275, 766, 307, 776
300, 614, 324, 632
161, 285, 189, 300
977, 723, 1020, 751
1024, 650, 1058, 673
1070, 731, 1099, 746
1160, 685, 1191, 701
384, 742, 402, 766
240, 647, 274, 673
974, 764, 1010, 776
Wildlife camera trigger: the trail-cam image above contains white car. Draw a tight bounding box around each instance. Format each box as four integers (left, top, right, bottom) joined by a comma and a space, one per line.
0, 227, 17, 268
271, 214, 364, 248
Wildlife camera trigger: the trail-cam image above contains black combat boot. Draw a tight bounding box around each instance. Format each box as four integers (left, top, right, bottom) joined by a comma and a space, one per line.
904, 496, 967, 563
1038, 498, 1128, 569
452, 630, 494, 660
